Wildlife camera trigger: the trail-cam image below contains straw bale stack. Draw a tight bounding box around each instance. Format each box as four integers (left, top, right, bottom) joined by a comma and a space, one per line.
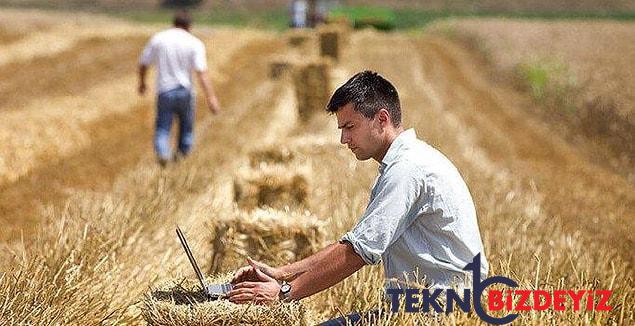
268, 54, 301, 80
284, 29, 318, 57
249, 145, 297, 168
289, 139, 347, 164
318, 29, 345, 61
286, 29, 312, 48
293, 59, 331, 123
234, 164, 311, 210
318, 23, 350, 61
319, 30, 340, 61
209, 208, 325, 274
142, 276, 313, 325
248, 137, 344, 170
269, 59, 292, 79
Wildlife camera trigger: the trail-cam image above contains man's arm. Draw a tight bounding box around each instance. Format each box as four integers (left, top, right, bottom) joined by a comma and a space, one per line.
282, 241, 366, 300
229, 241, 366, 303
195, 70, 220, 114
138, 64, 148, 95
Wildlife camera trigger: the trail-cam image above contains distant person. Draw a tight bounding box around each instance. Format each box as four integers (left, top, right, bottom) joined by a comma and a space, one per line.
228, 71, 489, 324
138, 10, 220, 167
289, 0, 308, 28
315, 0, 328, 25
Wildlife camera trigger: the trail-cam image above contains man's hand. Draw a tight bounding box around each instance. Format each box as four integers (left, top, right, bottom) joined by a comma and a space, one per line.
195, 70, 220, 114
138, 83, 147, 95
229, 264, 281, 305
138, 64, 148, 96
232, 257, 280, 284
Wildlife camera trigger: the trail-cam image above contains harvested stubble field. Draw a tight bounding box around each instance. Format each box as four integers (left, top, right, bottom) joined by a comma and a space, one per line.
0, 8, 633, 325
433, 19, 635, 182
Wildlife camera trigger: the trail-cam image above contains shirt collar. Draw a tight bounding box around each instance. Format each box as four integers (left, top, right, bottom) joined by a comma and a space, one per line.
379, 128, 416, 171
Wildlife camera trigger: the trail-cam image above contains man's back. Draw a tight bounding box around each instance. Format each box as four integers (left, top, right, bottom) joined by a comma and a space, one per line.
139, 28, 207, 94
386, 131, 489, 287
137, 13, 220, 166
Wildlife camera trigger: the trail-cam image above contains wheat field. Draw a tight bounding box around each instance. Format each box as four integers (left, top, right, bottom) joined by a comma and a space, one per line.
0, 9, 632, 325
433, 19, 635, 184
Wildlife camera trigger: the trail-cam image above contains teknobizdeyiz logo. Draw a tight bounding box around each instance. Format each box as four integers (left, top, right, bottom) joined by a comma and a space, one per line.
386, 254, 612, 325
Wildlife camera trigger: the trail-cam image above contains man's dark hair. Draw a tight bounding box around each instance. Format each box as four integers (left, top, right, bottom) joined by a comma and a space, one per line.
326, 71, 401, 126
173, 10, 192, 29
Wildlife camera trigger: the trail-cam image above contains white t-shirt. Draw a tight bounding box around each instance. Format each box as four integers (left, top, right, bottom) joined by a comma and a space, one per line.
139, 28, 207, 94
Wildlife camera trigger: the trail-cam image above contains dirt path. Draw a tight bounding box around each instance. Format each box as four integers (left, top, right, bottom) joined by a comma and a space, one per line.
0, 35, 147, 111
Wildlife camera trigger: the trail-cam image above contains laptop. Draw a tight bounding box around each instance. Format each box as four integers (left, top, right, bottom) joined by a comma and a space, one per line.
176, 226, 233, 300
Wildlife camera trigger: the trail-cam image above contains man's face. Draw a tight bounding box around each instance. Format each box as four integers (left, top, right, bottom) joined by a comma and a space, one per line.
336, 103, 383, 161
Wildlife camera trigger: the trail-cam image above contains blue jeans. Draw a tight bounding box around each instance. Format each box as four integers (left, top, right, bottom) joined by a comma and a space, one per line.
155, 86, 195, 161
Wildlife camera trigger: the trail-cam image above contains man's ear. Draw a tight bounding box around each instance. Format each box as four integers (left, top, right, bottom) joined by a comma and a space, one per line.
377, 109, 391, 127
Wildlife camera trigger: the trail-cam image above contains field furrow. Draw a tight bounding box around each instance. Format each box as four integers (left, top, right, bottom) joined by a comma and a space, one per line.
0, 35, 147, 111
0, 29, 279, 242
414, 36, 634, 265
0, 34, 293, 324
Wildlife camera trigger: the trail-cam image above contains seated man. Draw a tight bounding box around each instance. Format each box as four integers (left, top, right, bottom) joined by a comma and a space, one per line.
228, 71, 489, 323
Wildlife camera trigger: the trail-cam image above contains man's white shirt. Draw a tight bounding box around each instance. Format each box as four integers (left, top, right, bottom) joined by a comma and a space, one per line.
342, 129, 489, 289
139, 28, 207, 94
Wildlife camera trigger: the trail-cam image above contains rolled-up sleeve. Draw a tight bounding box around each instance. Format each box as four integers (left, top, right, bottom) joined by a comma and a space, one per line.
342, 161, 424, 265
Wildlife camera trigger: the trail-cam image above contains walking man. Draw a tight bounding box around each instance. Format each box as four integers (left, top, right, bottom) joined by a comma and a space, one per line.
289, 0, 308, 28
138, 10, 220, 166
228, 71, 489, 323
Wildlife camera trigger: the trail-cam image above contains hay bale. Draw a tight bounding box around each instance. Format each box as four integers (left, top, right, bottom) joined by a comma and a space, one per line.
142, 276, 313, 326
293, 59, 331, 123
319, 30, 340, 61
285, 29, 318, 57
318, 23, 351, 59
286, 29, 312, 48
209, 208, 325, 274
268, 54, 301, 80
249, 145, 297, 168
269, 60, 292, 79
234, 164, 311, 210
